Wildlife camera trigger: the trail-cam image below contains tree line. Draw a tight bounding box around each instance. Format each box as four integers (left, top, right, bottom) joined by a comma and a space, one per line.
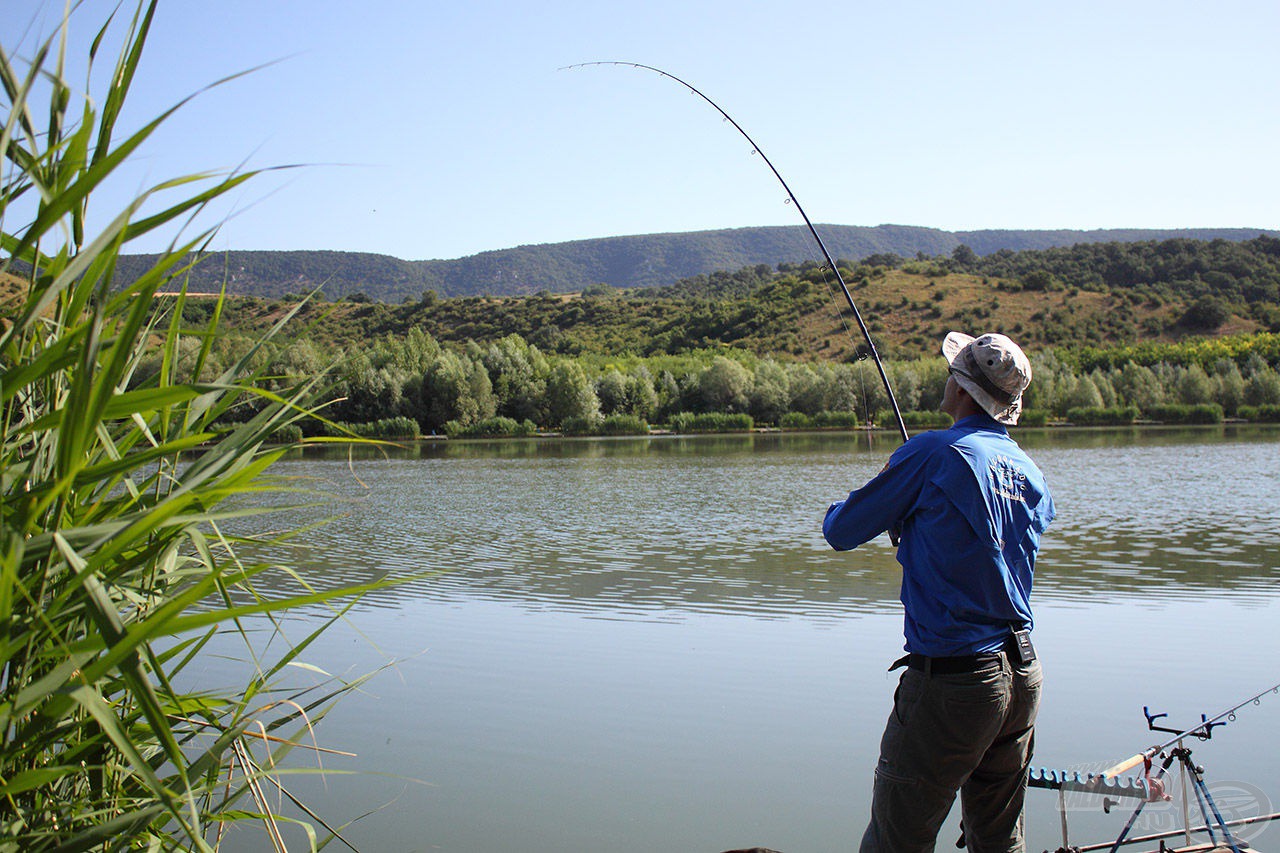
142, 326, 1280, 437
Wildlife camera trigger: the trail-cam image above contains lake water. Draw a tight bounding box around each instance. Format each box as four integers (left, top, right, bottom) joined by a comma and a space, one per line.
206, 426, 1280, 853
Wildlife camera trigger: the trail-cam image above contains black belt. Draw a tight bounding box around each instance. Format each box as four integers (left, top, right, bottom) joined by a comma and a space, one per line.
890, 635, 1019, 675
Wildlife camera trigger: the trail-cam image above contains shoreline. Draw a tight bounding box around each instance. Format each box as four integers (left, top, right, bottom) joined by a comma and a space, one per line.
275, 419, 1280, 446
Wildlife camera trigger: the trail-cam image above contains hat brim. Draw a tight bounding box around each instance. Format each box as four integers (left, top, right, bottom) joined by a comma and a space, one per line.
942, 331, 974, 365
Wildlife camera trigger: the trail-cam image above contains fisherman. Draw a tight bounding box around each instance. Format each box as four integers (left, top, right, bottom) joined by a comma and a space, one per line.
824, 331, 1055, 853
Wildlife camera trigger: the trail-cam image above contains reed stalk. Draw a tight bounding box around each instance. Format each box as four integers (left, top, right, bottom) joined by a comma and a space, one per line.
2, 3, 384, 849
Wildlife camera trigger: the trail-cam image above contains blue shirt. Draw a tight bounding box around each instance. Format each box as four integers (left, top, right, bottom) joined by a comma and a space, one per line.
823, 414, 1055, 657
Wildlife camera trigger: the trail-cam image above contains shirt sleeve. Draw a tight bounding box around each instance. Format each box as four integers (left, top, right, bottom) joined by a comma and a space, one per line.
822, 436, 933, 551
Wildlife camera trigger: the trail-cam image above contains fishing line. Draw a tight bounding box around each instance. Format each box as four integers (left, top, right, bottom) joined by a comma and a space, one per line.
806, 254, 881, 430
792, 232, 881, 429
856, 352, 874, 446
561, 61, 909, 444
806, 260, 879, 444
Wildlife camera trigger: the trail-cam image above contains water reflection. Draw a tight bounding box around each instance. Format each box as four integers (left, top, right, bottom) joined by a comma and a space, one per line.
216, 427, 1280, 853
1036, 438, 1280, 602
239, 427, 1280, 618
289, 423, 1280, 461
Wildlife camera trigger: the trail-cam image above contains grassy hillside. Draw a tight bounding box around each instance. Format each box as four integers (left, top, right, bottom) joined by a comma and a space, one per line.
109, 225, 1280, 302
13, 237, 1278, 365
190, 257, 1269, 363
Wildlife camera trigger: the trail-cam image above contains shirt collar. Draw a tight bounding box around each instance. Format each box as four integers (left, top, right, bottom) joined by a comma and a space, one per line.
953, 412, 1007, 434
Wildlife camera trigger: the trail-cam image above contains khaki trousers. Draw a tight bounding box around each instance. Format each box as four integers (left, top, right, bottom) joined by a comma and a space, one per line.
859, 654, 1042, 853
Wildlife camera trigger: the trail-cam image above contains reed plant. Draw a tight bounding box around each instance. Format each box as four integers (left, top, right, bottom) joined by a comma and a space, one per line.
778, 412, 812, 430
444, 415, 537, 438
895, 410, 952, 429
1141, 403, 1225, 425
597, 414, 649, 436
320, 416, 422, 440
1065, 406, 1141, 426
810, 410, 860, 429
1238, 404, 1280, 423
2, 4, 385, 850
668, 412, 754, 433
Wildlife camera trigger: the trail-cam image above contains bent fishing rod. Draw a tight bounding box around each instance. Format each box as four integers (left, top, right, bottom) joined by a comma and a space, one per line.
1100, 679, 1280, 780
562, 61, 909, 444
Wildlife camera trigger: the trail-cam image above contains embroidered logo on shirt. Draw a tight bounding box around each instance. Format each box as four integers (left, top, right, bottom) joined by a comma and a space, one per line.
988, 455, 1028, 502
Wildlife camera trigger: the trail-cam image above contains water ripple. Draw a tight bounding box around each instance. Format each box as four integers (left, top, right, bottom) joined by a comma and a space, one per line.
228, 430, 1280, 620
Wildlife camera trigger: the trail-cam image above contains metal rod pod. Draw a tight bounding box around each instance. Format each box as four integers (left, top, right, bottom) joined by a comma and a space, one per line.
1028, 767, 1151, 800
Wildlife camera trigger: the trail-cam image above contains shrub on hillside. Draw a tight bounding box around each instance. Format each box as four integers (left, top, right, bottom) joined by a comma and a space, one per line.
1180, 295, 1231, 330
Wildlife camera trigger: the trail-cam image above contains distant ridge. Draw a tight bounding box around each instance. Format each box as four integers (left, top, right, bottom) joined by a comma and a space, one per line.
114, 225, 1280, 302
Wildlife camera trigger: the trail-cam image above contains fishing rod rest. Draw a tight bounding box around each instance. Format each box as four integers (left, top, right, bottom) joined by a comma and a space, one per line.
1144, 706, 1225, 741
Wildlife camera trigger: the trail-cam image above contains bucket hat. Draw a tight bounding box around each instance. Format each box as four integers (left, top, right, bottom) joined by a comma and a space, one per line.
942, 331, 1032, 425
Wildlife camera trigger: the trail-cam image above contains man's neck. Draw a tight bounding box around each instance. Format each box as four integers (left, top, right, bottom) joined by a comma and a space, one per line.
951, 395, 985, 421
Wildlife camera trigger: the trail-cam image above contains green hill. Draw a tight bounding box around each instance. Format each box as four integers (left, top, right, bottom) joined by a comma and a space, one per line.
182, 236, 1280, 365
115, 225, 1280, 302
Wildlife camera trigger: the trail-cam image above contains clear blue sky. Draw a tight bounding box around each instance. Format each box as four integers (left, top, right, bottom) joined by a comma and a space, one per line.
5, 0, 1278, 260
